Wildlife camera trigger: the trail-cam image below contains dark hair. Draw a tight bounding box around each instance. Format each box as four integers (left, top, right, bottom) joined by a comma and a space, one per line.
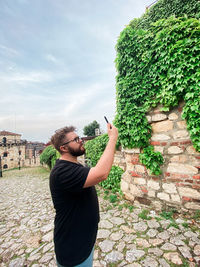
50, 126, 76, 153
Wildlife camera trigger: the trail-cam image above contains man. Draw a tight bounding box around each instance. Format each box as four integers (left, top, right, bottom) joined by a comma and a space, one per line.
49, 123, 118, 267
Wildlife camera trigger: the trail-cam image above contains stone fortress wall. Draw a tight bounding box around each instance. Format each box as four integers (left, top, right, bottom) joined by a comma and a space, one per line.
113, 102, 200, 212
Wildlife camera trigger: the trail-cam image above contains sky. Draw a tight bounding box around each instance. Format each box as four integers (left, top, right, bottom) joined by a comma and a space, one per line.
0, 0, 153, 143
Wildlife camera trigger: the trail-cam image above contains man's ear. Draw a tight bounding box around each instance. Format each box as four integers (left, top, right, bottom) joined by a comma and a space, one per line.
60, 145, 68, 154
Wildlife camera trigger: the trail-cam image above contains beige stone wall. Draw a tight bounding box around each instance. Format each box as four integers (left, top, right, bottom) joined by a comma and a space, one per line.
0, 145, 26, 169
118, 103, 200, 212
0, 135, 21, 143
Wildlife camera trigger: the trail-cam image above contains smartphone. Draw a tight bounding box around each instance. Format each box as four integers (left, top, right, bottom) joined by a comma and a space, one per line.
104, 116, 109, 124
104, 116, 112, 128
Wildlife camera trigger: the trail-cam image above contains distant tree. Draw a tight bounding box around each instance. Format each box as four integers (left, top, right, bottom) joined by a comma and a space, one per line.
83, 120, 100, 136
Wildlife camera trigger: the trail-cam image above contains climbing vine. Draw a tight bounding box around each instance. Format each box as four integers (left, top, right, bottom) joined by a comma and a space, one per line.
85, 135, 124, 193
115, 16, 200, 174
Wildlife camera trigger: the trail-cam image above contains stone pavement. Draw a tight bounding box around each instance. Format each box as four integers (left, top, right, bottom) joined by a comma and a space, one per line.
0, 168, 200, 267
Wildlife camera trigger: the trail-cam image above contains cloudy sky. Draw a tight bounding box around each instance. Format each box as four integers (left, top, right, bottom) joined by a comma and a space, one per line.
0, 0, 153, 143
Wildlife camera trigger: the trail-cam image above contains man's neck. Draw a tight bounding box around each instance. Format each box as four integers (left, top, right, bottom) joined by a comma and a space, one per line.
60, 153, 78, 163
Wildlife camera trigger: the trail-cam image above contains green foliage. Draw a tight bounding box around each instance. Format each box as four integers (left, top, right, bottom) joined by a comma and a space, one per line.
138, 209, 152, 220
139, 146, 164, 175
100, 166, 124, 193
115, 15, 200, 174
85, 134, 124, 193
85, 134, 109, 166
83, 120, 100, 136
130, 0, 200, 30
40, 145, 60, 169
160, 210, 175, 220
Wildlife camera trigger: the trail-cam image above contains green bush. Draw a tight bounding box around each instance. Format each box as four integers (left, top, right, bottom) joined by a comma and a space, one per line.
40, 145, 60, 169
85, 135, 124, 193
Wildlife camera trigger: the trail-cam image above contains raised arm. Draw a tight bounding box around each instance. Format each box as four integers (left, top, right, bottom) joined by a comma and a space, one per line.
83, 123, 118, 188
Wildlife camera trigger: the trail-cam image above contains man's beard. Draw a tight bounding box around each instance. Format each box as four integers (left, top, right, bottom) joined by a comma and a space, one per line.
68, 144, 85, 157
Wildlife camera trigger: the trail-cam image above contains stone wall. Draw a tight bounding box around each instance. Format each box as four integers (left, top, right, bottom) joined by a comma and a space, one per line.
116, 103, 200, 212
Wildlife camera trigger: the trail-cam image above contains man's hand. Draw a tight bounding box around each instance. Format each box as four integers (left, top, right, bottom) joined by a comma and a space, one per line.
107, 123, 118, 142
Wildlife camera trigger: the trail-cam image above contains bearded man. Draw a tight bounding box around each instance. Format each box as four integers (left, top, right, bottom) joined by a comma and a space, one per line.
49, 123, 118, 267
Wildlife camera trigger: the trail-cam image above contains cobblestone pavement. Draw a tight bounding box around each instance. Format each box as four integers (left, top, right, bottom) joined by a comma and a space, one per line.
1, 168, 200, 267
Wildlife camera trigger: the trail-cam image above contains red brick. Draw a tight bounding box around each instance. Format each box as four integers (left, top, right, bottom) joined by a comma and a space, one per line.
182, 196, 191, 202
176, 183, 185, 187
185, 180, 193, 183
178, 107, 183, 112
179, 140, 192, 145
171, 142, 180, 146
131, 156, 139, 164
141, 186, 148, 194
193, 175, 200, 179
192, 185, 200, 190
171, 173, 190, 179
165, 172, 170, 177
196, 156, 200, 160
195, 166, 200, 169
131, 171, 141, 177
161, 142, 167, 146
150, 141, 161, 146
152, 177, 160, 181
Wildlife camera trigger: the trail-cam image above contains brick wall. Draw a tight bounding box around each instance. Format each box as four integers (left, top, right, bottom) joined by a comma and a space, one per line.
117, 102, 200, 212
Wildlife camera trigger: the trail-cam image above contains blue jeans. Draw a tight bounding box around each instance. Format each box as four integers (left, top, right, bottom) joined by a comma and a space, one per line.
56, 247, 94, 267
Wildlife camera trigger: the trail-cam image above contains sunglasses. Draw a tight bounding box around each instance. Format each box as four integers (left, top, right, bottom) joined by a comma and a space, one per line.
61, 136, 82, 146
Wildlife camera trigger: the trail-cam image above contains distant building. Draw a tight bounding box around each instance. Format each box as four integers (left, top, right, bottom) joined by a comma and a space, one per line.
0, 130, 45, 171
0, 130, 26, 170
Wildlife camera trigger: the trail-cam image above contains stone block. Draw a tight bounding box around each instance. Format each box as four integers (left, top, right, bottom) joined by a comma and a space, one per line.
123, 148, 140, 154
134, 165, 146, 174
157, 192, 170, 201
124, 192, 135, 202
122, 171, 132, 183
178, 187, 200, 199
134, 178, 146, 185
173, 130, 189, 140
152, 113, 167, 122
170, 155, 187, 163
148, 190, 156, 197
163, 183, 177, 194
154, 146, 164, 154
151, 134, 171, 141
168, 113, 179, 120
184, 202, 200, 210
177, 121, 187, 129
167, 163, 198, 175
171, 194, 181, 202
152, 200, 163, 211
147, 180, 160, 190
186, 146, 199, 155
130, 184, 143, 196
121, 180, 129, 192
152, 120, 173, 133
124, 154, 133, 163
168, 146, 183, 154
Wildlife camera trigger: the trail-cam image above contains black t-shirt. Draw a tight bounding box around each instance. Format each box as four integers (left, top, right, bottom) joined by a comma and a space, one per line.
49, 159, 99, 266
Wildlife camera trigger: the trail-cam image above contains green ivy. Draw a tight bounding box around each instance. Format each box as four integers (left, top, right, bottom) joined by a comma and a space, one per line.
85, 135, 124, 193
40, 145, 60, 169
115, 16, 200, 174
139, 146, 164, 175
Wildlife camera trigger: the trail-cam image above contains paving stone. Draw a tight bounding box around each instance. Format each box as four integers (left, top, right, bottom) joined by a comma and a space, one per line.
158, 258, 170, 267
97, 229, 110, 239
126, 249, 145, 262
178, 246, 192, 258
146, 228, 158, 237
105, 250, 124, 263
136, 238, 150, 248
110, 231, 124, 241
133, 221, 148, 232
98, 219, 113, 229
147, 220, 160, 229
99, 240, 115, 253
141, 256, 158, 267
148, 247, 163, 257
109, 216, 125, 225
8, 257, 25, 267
158, 231, 170, 240
161, 242, 177, 251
